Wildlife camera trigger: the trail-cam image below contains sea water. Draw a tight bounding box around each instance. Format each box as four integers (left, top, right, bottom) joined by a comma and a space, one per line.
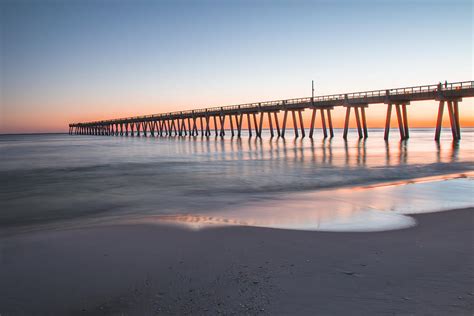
0, 128, 472, 233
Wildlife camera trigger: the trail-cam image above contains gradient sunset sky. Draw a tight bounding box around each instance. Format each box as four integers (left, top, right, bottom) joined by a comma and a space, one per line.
1, 0, 472, 133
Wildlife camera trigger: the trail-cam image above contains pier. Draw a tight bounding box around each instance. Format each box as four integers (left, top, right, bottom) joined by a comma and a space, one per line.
69, 80, 473, 141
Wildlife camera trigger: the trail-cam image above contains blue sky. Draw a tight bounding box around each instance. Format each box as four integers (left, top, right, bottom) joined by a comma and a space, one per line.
1, 0, 472, 132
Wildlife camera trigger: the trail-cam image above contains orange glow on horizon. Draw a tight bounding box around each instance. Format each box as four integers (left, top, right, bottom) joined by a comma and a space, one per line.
1, 99, 473, 134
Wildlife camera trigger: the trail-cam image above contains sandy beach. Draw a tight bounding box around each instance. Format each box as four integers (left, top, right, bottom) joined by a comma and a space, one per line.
2, 0, 473, 314
1, 207, 472, 315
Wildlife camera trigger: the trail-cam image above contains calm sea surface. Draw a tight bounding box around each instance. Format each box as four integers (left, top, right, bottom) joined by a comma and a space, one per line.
1, 128, 473, 234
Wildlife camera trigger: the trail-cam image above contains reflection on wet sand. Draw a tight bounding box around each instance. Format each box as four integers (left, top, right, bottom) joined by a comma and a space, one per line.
136, 173, 473, 232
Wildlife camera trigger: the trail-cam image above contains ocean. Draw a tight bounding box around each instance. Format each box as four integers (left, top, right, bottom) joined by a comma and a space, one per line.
1, 128, 472, 234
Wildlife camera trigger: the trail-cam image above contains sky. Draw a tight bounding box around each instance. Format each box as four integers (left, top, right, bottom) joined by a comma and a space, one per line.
1, 0, 473, 133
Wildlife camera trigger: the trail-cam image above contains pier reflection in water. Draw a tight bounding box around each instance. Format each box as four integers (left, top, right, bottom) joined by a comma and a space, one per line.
171, 129, 463, 168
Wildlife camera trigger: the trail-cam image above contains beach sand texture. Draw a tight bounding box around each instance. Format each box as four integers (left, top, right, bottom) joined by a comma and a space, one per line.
1, 208, 473, 315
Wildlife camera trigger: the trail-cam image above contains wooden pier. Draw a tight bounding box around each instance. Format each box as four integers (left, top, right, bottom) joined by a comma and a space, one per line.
69, 81, 473, 141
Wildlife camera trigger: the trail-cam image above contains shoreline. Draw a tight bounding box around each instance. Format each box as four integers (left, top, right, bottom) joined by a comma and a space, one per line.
2, 171, 472, 237
1, 207, 473, 315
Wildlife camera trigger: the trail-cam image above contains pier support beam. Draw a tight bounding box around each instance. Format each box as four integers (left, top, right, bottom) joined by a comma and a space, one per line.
354, 106, 363, 138
164, 120, 169, 136
308, 107, 333, 138
192, 117, 198, 136
291, 111, 299, 138
454, 100, 461, 139
205, 116, 210, 136
252, 113, 259, 137
361, 107, 368, 139
200, 117, 204, 136
384, 104, 392, 140
384, 102, 409, 140
402, 104, 408, 139
395, 104, 405, 140
343, 105, 368, 140
219, 114, 226, 137
142, 121, 148, 137
281, 110, 288, 138
309, 109, 317, 138
177, 119, 182, 136
237, 114, 243, 138
158, 120, 163, 136
298, 110, 305, 138
257, 112, 264, 138
204, 114, 211, 137
435, 98, 461, 141
180, 119, 184, 136
168, 120, 173, 136
320, 109, 327, 138
267, 112, 274, 137
247, 113, 252, 137
447, 101, 457, 139
343, 107, 350, 139
151, 121, 156, 137
213, 116, 218, 136
327, 109, 334, 138
274, 112, 281, 137
247, 114, 252, 137
229, 114, 235, 137
136, 122, 141, 137
174, 119, 179, 136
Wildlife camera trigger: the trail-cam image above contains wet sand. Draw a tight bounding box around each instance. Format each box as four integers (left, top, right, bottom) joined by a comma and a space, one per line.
1, 208, 473, 315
